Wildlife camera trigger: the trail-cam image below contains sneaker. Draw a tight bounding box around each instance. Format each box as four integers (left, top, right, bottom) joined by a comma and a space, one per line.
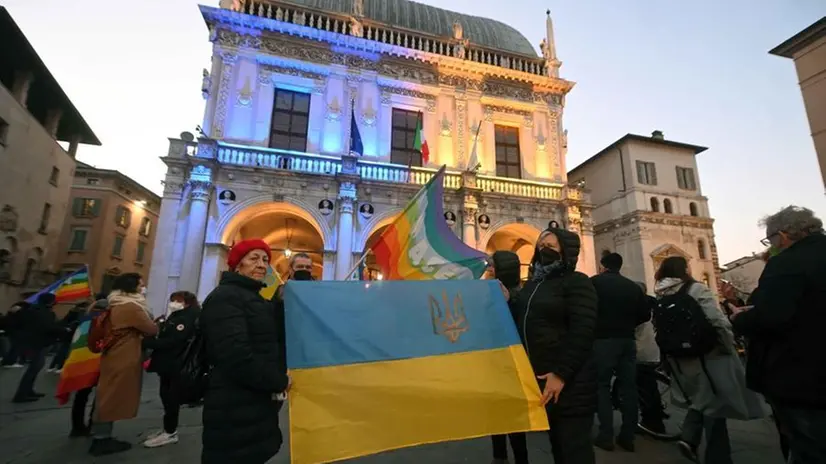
89, 438, 132, 457
143, 431, 179, 448
3, 363, 24, 369
47, 368, 56, 373
677, 440, 699, 463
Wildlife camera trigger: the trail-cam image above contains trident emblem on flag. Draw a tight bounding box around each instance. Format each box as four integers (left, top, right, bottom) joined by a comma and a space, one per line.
429, 290, 468, 343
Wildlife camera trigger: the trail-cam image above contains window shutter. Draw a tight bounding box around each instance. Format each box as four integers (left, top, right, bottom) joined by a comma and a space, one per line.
636, 161, 644, 183
92, 199, 102, 217
675, 167, 683, 189
72, 198, 83, 217
689, 169, 696, 190
650, 164, 658, 185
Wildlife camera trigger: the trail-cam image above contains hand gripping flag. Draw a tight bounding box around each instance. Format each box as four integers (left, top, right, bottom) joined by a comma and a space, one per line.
284, 280, 549, 464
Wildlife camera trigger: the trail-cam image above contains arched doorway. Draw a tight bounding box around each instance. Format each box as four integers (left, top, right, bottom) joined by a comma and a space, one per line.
484, 223, 541, 281
361, 224, 391, 280
224, 204, 325, 281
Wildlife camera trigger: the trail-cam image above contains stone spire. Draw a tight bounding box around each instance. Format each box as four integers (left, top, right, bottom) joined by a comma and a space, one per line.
541, 9, 562, 78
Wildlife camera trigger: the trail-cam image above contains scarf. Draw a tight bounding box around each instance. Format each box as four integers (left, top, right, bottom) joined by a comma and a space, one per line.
108, 290, 152, 318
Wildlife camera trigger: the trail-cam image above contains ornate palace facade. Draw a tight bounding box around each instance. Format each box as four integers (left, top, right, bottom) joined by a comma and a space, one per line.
146, 0, 594, 311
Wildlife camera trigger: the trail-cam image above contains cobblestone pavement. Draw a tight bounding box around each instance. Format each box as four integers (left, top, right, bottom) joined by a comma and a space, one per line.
0, 366, 785, 463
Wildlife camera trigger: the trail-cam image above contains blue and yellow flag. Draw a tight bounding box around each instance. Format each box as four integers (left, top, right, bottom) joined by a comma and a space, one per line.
284, 280, 548, 464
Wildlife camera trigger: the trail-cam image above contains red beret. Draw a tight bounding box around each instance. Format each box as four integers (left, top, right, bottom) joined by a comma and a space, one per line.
227, 239, 272, 270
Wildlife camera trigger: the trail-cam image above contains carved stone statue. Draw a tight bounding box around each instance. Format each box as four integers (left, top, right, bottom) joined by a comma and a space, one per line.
350, 17, 363, 38
452, 20, 463, 40
353, 0, 364, 17
201, 68, 211, 100
454, 38, 468, 59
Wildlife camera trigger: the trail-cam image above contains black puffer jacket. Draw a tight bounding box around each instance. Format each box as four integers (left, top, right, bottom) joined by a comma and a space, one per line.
511, 228, 598, 417
143, 307, 198, 375
200, 272, 290, 464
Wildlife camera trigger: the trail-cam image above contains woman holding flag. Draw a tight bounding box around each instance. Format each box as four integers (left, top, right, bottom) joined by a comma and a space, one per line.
510, 225, 598, 464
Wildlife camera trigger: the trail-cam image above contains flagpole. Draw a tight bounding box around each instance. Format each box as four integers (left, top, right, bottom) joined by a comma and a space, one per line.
466, 120, 482, 172
344, 250, 370, 281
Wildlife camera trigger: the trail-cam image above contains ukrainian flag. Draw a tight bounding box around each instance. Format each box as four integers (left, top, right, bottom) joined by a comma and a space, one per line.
284, 280, 549, 464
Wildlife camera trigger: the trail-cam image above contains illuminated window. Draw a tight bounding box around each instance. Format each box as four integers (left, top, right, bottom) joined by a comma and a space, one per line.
269, 88, 310, 152
494, 125, 521, 179
139, 217, 151, 237
390, 108, 422, 167
73, 198, 101, 217
115, 206, 131, 228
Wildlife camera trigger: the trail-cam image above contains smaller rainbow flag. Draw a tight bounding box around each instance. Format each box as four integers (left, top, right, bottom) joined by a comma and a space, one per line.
55, 316, 101, 405
259, 265, 285, 300
26, 265, 93, 304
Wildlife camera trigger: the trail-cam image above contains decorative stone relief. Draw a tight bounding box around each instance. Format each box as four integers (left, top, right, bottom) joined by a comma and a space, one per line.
456, 96, 467, 167
189, 180, 213, 202
350, 18, 364, 38
483, 104, 532, 119
326, 96, 342, 121
313, 79, 326, 95
190, 165, 212, 182
380, 91, 391, 105
236, 76, 253, 107
161, 181, 185, 198
483, 82, 533, 102
378, 63, 437, 85
440, 113, 453, 137
548, 111, 560, 171
426, 97, 437, 113
535, 128, 547, 152
201, 69, 211, 100
0, 205, 19, 232
438, 74, 482, 91
378, 85, 433, 101
258, 64, 326, 84
212, 53, 237, 139
483, 106, 493, 122
362, 99, 377, 127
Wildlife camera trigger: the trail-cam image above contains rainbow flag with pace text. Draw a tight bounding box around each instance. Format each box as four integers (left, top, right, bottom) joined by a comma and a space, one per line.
369, 165, 487, 280
25, 265, 93, 304
285, 280, 548, 464
55, 316, 100, 405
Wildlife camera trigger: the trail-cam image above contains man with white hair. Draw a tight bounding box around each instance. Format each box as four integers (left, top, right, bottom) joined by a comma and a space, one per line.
730, 206, 826, 463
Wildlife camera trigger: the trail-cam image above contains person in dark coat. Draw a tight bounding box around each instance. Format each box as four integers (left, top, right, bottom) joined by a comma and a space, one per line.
13, 293, 67, 403
200, 239, 291, 464
48, 302, 87, 372
591, 252, 651, 452
486, 250, 530, 464
1, 301, 30, 367
142, 291, 199, 449
730, 206, 826, 463
510, 227, 598, 464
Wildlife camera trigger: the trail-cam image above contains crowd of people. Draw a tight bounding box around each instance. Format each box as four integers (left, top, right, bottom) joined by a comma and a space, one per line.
0, 204, 824, 464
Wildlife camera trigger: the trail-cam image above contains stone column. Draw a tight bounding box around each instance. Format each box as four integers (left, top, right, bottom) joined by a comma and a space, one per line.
334, 196, 355, 280
460, 172, 480, 249
197, 243, 228, 302
179, 180, 213, 292
146, 179, 185, 317
322, 250, 336, 281
462, 206, 478, 250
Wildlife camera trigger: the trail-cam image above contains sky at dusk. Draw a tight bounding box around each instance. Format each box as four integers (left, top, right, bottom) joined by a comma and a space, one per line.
4, 0, 825, 264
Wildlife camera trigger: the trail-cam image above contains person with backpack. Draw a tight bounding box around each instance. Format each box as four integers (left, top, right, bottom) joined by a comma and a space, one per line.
486, 250, 530, 464
141, 291, 199, 449
653, 256, 764, 464
89, 273, 158, 457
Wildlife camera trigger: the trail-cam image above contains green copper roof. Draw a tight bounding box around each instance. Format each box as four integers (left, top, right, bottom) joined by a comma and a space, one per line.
281, 0, 538, 57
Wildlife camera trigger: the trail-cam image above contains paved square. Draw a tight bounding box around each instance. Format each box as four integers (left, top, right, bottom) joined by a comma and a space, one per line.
0, 368, 784, 463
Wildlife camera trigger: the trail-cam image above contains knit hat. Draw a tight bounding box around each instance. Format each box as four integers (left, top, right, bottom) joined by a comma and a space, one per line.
227, 239, 272, 270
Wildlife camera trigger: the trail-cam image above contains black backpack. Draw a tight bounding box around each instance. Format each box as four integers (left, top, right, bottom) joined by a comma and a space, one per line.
652, 281, 718, 359
178, 323, 210, 406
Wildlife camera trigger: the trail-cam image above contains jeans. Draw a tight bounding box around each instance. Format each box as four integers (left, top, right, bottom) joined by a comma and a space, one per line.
595, 338, 638, 441
159, 374, 182, 434
491, 432, 529, 464
772, 405, 826, 464
681, 409, 732, 464
14, 347, 46, 398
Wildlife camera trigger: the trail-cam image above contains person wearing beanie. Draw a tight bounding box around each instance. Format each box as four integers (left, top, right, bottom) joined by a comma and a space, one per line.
485, 250, 530, 464
509, 226, 598, 464
590, 252, 651, 452
200, 238, 291, 464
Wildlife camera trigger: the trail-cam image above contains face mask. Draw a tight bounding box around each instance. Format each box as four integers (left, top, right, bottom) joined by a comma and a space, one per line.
293, 270, 312, 281
140, 287, 147, 296
167, 301, 185, 313
538, 247, 562, 266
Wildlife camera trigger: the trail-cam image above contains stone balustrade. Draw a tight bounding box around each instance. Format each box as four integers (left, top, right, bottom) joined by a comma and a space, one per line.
170, 139, 564, 199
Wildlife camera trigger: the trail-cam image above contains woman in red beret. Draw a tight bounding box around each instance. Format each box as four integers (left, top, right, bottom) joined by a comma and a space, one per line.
198, 239, 291, 464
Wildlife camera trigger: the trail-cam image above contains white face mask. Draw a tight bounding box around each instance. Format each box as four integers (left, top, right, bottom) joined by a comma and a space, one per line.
167, 301, 185, 313
140, 287, 147, 296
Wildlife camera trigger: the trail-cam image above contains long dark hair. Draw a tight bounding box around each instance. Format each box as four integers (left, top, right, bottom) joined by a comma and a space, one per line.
170, 291, 201, 312
654, 256, 694, 283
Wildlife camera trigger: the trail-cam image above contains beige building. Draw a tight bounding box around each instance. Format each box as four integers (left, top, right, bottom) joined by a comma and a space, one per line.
568, 131, 721, 294
0, 7, 100, 310
55, 162, 160, 295
770, 17, 826, 192
720, 254, 765, 295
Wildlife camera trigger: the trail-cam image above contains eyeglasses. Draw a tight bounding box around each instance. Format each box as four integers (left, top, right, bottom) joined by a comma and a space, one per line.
760, 232, 780, 248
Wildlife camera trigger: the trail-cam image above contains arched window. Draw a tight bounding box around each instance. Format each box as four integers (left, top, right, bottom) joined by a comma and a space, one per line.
689, 202, 699, 217
650, 197, 660, 212
698, 239, 707, 260
663, 199, 673, 214
21, 247, 43, 287
0, 237, 16, 279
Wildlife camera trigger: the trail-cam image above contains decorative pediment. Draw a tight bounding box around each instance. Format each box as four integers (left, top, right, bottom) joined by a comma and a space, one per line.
650, 243, 691, 260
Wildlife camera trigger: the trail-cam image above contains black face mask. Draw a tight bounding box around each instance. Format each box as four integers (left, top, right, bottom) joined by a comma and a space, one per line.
538, 247, 562, 266
293, 270, 313, 281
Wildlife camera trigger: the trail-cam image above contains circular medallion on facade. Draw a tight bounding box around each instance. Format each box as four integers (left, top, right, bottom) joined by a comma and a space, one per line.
548, 220, 560, 229
359, 203, 374, 219
176, 324, 185, 332
444, 211, 456, 226
218, 190, 236, 205
318, 199, 334, 216
477, 214, 491, 229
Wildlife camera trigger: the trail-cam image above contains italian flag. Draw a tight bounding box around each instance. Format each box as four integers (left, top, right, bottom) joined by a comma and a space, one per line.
413, 115, 430, 165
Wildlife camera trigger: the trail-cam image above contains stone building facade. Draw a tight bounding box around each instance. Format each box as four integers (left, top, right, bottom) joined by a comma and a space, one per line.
147, 0, 594, 313
53, 162, 160, 295
568, 131, 721, 294
0, 8, 100, 310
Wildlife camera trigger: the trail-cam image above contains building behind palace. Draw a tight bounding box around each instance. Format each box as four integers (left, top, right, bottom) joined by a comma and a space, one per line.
147, 0, 597, 312
770, 17, 826, 192
720, 254, 766, 295
568, 131, 722, 294
0, 7, 100, 311
53, 162, 160, 295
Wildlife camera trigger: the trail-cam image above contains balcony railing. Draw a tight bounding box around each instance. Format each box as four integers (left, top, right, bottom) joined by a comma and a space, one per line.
168, 139, 564, 200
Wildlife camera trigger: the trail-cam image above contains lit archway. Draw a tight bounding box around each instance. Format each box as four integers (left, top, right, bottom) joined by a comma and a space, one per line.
483, 223, 542, 281
358, 212, 402, 281
223, 202, 326, 280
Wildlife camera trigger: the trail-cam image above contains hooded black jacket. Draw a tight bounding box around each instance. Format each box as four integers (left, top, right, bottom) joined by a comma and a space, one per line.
510, 228, 598, 417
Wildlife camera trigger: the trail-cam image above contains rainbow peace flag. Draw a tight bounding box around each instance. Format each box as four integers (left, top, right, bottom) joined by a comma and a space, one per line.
370, 166, 487, 280
25, 265, 93, 304
285, 280, 548, 463
55, 317, 100, 405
